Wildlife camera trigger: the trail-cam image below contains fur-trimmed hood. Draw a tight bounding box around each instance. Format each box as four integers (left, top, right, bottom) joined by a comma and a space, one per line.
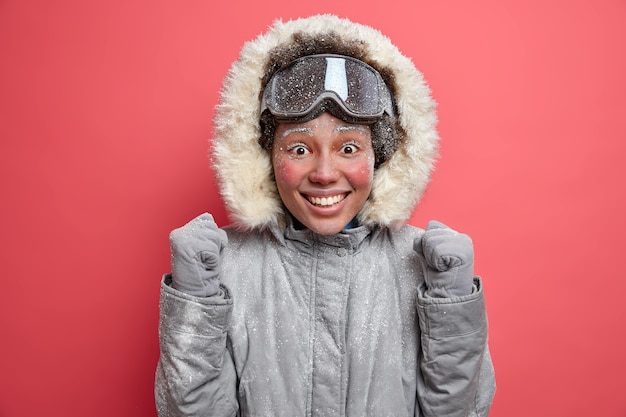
211, 14, 439, 230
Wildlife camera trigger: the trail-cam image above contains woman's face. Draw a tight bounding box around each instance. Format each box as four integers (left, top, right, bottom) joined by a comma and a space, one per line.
272, 112, 375, 235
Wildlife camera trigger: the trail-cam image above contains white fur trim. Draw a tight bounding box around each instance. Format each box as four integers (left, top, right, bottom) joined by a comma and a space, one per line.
212, 14, 439, 229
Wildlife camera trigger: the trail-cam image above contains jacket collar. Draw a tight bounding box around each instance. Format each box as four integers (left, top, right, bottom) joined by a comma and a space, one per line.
270, 215, 373, 253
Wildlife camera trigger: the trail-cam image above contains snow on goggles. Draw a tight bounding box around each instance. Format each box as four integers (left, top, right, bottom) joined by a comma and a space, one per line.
261, 54, 395, 122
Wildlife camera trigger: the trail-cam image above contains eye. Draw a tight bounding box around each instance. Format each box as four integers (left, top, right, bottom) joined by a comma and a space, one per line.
341, 142, 359, 154
287, 143, 310, 156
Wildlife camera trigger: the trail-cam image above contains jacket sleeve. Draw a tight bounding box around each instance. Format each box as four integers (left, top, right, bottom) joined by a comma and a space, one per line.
416, 277, 496, 417
155, 275, 239, 417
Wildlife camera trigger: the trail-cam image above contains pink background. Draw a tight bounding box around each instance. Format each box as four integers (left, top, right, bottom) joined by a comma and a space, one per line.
1, 1, 625, 415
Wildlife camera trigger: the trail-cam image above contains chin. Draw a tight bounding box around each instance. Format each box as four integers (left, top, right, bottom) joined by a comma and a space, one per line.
304, 219, 350, 236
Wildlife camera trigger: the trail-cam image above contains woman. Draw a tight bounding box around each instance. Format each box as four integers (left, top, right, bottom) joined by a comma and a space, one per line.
156, 14, 496, 417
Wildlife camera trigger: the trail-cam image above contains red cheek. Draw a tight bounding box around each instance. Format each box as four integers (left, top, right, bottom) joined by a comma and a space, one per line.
344, 160, 374, 187
274, 159, 300, 187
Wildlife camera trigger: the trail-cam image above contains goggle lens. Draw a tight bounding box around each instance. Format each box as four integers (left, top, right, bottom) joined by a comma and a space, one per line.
262, 54, 394, 121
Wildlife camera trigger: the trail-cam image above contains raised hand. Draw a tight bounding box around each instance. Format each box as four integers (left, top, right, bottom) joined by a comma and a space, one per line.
413, 220, 475, 298
169, 213, 228, 297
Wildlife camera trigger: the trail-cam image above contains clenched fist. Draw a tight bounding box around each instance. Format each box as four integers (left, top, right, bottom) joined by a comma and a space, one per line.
414, 220, 475, 298
169, 213, 228, 297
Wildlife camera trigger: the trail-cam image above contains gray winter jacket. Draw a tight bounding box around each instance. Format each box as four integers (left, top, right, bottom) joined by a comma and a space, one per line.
156, 221, 495, 417
156, 14, 495, 416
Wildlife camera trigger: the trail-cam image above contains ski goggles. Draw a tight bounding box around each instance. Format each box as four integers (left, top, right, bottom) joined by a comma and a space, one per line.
261, 54, 395, 122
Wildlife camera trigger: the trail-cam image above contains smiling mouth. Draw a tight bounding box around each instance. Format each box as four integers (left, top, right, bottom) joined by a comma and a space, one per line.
305, 194, 347, 207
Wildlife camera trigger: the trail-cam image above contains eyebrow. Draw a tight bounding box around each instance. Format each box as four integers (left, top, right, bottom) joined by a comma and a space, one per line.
281, 124, 368, 137
335, 125, 369, 134
281, 127, 312, 137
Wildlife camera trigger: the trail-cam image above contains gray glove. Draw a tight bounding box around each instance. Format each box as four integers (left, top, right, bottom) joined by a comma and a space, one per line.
169, 213, 228, 297
413, 220, 475, 298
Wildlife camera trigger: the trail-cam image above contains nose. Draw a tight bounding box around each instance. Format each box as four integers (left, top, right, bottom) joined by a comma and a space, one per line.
309, 153, 339, 185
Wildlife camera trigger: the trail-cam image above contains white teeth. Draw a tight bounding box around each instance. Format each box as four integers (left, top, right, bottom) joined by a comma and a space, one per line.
308, 195, 345, 207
